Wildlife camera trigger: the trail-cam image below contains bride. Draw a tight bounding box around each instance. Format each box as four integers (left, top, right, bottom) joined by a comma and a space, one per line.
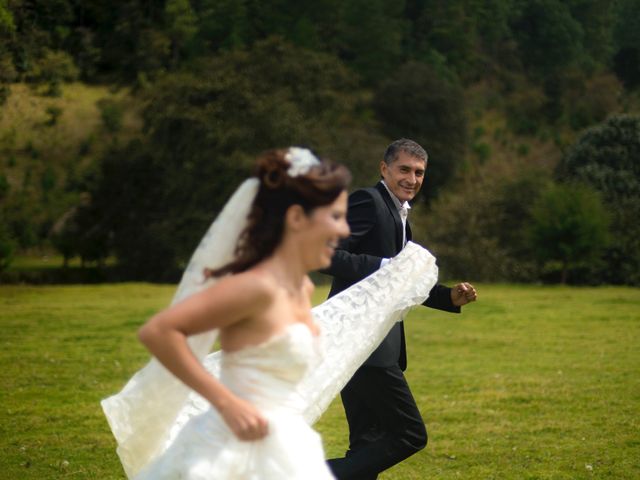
102, 147, 439, 479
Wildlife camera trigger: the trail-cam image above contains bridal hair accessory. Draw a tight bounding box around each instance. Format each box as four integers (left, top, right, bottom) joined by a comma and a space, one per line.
285, 147, 320, 177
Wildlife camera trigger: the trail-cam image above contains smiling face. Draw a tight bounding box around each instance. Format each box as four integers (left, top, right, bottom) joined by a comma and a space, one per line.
380, 151, 426, 203
300, 190, 350, 270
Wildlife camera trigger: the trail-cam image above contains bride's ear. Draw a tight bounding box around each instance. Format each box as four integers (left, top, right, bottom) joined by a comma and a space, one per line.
285, 204, 308, 232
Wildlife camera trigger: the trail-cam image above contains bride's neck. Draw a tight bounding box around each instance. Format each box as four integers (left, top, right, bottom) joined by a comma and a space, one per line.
260, 240, 307, 294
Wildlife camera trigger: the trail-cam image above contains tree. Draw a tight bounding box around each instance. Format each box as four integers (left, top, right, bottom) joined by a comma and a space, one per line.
408, 0, 480, 82
164, 0, 197, 67
561, 115, 640, 200
0, 170, 15, 271
195, 0, 249, 52
334, 0, 405, 83
512, 0, 584, 78
87, 38, 371, 280
559, 115, 640, 284
527, 183, 609, 284
0, 219, 15, 272
373, 61, 467, 200
612, 0, 640, 88
567, 0, 615, 67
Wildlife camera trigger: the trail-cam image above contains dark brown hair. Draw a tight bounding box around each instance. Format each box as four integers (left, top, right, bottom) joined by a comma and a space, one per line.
205, 148, 351, 277
383, 138, 428, 165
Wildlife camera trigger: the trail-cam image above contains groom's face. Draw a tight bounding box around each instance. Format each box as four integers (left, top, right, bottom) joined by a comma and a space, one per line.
380, 151, 426, 203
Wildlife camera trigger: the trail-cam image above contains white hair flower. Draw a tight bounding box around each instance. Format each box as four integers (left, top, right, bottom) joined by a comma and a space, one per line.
285, 147, 320, 177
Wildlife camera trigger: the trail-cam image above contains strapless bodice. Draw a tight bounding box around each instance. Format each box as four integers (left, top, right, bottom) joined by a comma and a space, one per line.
218, 323, 320, 414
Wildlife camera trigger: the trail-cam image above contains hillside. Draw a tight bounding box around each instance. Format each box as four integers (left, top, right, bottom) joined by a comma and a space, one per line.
0, 83, 141, 251
1, 0, 639, 283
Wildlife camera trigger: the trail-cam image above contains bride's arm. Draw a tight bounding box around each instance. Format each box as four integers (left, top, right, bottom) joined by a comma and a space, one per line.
137, 271, 274, 441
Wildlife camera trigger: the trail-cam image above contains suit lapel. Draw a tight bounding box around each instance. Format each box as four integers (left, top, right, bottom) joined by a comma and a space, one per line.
375, 182, 404, 253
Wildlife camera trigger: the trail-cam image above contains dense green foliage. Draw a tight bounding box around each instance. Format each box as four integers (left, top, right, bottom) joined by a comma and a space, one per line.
527, 183, 610, 283
2, 0, 636, 87
1, 283, 639, 478
558, 115, 640, 284
1, 0, 639, 282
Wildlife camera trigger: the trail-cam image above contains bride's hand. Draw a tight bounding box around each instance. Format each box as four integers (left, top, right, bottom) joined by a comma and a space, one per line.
218, 395, 269, 441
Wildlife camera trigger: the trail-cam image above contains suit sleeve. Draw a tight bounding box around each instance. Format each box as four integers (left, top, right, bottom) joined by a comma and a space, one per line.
321, 189, 383, 281
423, 284, 460, 313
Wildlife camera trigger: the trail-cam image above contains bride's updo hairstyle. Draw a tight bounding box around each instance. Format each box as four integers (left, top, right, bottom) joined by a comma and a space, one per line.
206, 148, 351, 277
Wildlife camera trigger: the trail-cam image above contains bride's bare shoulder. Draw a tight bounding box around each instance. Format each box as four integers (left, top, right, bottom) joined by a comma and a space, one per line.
202, 269, 278, 311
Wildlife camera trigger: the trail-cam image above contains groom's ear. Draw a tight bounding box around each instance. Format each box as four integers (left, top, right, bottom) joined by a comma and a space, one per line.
285, 204, 307, 232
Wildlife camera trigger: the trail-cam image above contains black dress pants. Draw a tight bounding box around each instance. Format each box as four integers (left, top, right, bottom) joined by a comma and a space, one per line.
327, 364, 428, 480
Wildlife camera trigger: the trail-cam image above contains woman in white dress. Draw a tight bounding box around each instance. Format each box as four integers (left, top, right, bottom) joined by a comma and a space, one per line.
102, 147, 441, 479
132, 148, 350, 479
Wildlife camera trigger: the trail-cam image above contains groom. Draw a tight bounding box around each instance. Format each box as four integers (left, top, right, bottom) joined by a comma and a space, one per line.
324, 138, 477, 479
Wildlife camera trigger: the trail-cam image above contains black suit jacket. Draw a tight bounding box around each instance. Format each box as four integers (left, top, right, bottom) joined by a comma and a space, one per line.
324, 182, 459, 370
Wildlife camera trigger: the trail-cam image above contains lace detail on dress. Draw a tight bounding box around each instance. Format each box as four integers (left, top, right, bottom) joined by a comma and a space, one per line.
300, 241, 438, 424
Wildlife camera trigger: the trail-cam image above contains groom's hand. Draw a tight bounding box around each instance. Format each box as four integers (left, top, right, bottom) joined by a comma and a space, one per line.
451, 282, 477, 307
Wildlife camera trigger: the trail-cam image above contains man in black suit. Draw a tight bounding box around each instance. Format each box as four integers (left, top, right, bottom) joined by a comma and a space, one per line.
325, 138, 477, 479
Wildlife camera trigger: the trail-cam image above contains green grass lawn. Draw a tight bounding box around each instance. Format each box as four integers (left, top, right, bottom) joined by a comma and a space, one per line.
0, 284, 638, 479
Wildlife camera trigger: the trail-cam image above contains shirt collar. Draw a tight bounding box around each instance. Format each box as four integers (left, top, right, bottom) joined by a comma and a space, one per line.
381, 180, 411, 211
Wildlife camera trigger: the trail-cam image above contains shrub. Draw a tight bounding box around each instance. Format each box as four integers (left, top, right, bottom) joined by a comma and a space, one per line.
26, 49, 78, 96
0, 220, 16, 272
472, 142, 491, 163
0, 83, 9, 105
45, 105, 63, 126
527, 183, 610, 284
0, 173, 9, 198
97, 99, 123, 133
559, 115, 640, 284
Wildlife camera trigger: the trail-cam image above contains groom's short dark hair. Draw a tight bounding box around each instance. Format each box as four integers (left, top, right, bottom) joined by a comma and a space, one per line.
383, 139, 428, 165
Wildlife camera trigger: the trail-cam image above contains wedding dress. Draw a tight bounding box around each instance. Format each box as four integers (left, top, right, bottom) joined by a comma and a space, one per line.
134, 322, 333, 479
103, 241, 438, 479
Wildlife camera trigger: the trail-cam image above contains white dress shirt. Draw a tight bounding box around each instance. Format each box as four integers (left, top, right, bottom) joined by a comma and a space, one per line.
379, 181, 411, 268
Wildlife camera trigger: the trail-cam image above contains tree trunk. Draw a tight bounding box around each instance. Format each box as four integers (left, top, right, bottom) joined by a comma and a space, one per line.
561, 261, 568, 284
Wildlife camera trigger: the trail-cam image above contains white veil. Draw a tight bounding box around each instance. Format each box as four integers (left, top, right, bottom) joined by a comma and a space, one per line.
101, 178, 259, 479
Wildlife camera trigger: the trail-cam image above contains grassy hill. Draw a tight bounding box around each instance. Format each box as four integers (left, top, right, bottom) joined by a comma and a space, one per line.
0, 83, 141, 256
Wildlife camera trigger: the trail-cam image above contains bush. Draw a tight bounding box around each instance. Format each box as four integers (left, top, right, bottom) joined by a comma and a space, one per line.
45, 105, 63, 126
506, 86, 546, 135
472, 142, 491, 163
0, 221, 16, 272
415, 167, 552, 282
26, 49, 78, 96
97, 99, 123, 133
566, 73, 622, 131
0, 173, 9, 198
559, 115, 640, 284
527, 183, 610, 284
0, 83, 9, 105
